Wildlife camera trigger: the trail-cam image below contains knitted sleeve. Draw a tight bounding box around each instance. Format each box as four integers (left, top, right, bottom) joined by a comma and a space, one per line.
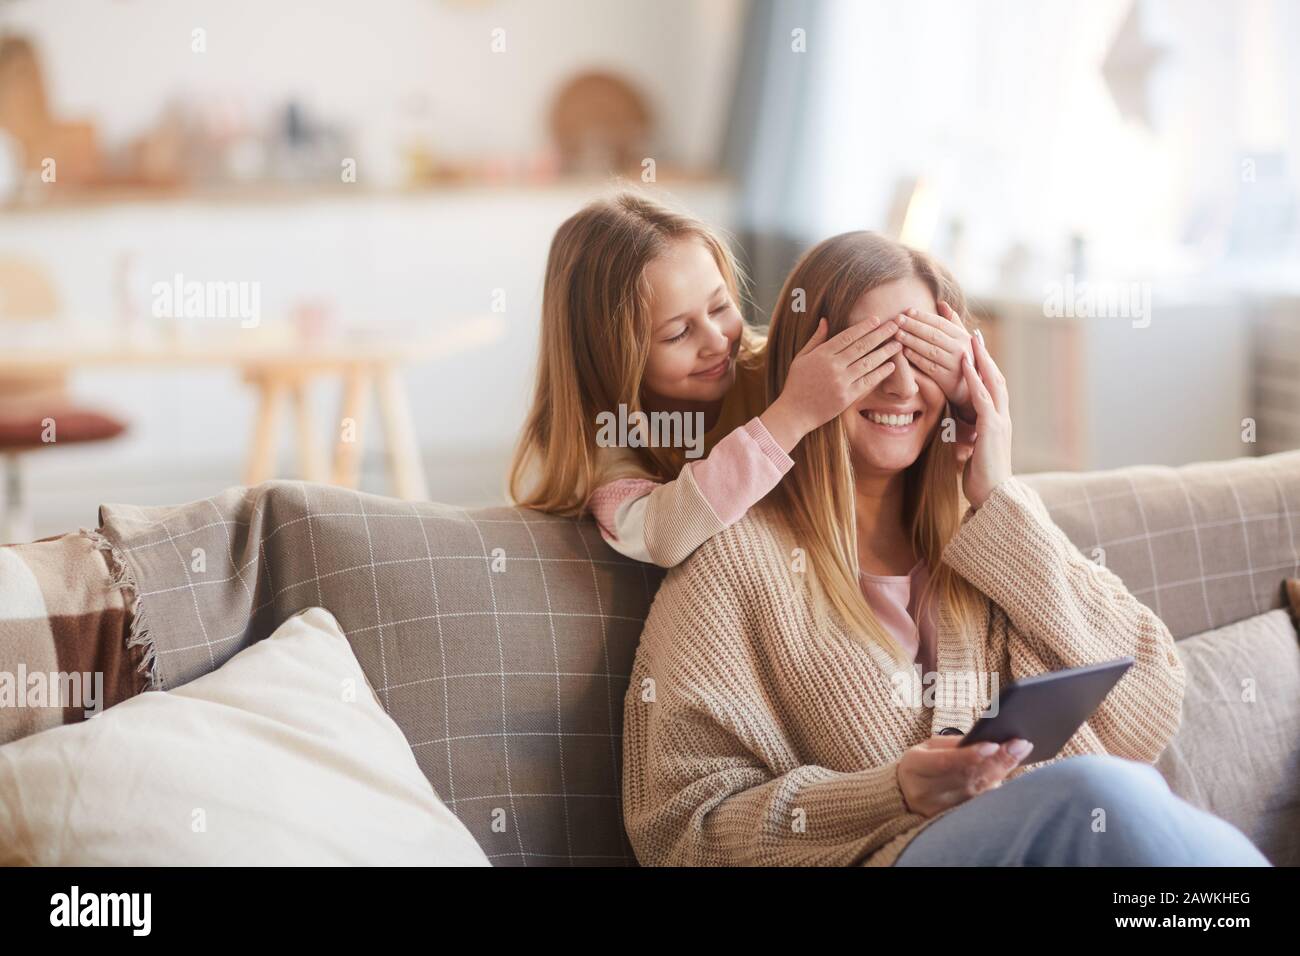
621, 550, 923, 866
588, 418, 794, 568
941, 475, 1186, 763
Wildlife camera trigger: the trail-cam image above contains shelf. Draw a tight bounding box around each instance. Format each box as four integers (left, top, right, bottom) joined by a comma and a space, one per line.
0, 172, 735, 216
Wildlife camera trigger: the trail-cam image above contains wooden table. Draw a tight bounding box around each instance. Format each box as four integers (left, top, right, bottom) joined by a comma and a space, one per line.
0, 316, 505, 499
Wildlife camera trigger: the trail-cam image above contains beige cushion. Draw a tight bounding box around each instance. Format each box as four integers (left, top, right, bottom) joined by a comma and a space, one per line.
0, 607, 490, 866
97, 486, 658, 866
1155, 608, 1300, 865
1023, 449, 1300, 639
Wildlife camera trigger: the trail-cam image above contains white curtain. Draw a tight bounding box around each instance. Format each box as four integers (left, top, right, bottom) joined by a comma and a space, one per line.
732, 0, 1299, 295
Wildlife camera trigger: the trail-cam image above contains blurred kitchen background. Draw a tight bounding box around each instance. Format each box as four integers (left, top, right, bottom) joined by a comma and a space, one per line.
0, 0, 1296, 540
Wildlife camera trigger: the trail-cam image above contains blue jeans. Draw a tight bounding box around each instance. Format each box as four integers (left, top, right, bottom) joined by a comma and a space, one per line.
894, 753, 1272, 866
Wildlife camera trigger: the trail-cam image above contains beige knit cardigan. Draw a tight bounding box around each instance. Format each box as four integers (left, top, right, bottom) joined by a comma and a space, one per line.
621, 475, 1187, 866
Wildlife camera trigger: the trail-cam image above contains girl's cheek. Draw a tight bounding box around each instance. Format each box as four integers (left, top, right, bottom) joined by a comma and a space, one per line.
646, 342, 688, 385
641, 346, 665, 387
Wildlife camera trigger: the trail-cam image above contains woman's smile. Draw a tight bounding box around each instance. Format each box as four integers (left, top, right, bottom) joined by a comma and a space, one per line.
861, 408, 921, 432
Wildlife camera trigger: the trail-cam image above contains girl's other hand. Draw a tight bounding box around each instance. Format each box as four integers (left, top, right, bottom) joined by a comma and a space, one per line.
895, 301, 977, 424
761, 316, 902, 453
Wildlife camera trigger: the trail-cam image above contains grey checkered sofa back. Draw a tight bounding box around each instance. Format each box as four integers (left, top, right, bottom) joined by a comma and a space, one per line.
98, 449, 1300, 866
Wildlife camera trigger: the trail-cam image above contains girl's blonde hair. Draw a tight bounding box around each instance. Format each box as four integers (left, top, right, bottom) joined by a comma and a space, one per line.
763, 231, 986, 668
510, 190, 763, 514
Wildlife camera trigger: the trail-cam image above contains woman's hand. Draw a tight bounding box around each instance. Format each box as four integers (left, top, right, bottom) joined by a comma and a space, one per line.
894, 301, 977, 425
957, 329, 1013, 510
760, 316, 903, 453
897, 735, 1033, 817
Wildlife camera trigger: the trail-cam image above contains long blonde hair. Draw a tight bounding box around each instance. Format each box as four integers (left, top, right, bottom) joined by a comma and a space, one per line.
510, 190, 763, 514
763, 231, 986, 667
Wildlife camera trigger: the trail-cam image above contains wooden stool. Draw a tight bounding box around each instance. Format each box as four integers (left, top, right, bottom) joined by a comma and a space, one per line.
0, 405, 126, 543
0, 256, 129, 542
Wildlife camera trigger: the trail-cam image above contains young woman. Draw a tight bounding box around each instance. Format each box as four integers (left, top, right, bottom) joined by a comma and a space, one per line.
509, 192, 974, 566
621, 231, 1270, 867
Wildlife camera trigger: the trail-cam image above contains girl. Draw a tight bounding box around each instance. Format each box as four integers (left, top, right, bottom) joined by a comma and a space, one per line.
509, 191, 975, 566
621, 230, 1268, 867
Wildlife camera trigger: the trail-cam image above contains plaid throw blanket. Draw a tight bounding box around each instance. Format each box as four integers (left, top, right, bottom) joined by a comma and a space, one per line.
94, 480, 660, 864
0, 532, 146, 746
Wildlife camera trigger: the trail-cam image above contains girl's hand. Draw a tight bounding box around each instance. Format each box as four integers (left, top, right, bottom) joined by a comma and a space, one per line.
761, 316, 903, 453
898, 735, 1033, 817
958, 329, 1014, 509
894, 301, 977, 424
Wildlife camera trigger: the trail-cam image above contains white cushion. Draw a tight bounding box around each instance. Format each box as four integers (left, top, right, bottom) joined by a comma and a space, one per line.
0, 606, 490, 865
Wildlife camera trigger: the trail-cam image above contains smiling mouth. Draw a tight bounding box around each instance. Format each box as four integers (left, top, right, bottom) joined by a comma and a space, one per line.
694, 357, 731, 379
862, 410, 920, 430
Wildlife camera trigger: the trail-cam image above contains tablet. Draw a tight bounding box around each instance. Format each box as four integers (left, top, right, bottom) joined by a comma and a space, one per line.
956, 656, 1135, 764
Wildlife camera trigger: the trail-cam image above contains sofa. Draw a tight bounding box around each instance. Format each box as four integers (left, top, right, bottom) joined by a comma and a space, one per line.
5, 450, 1300, 866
